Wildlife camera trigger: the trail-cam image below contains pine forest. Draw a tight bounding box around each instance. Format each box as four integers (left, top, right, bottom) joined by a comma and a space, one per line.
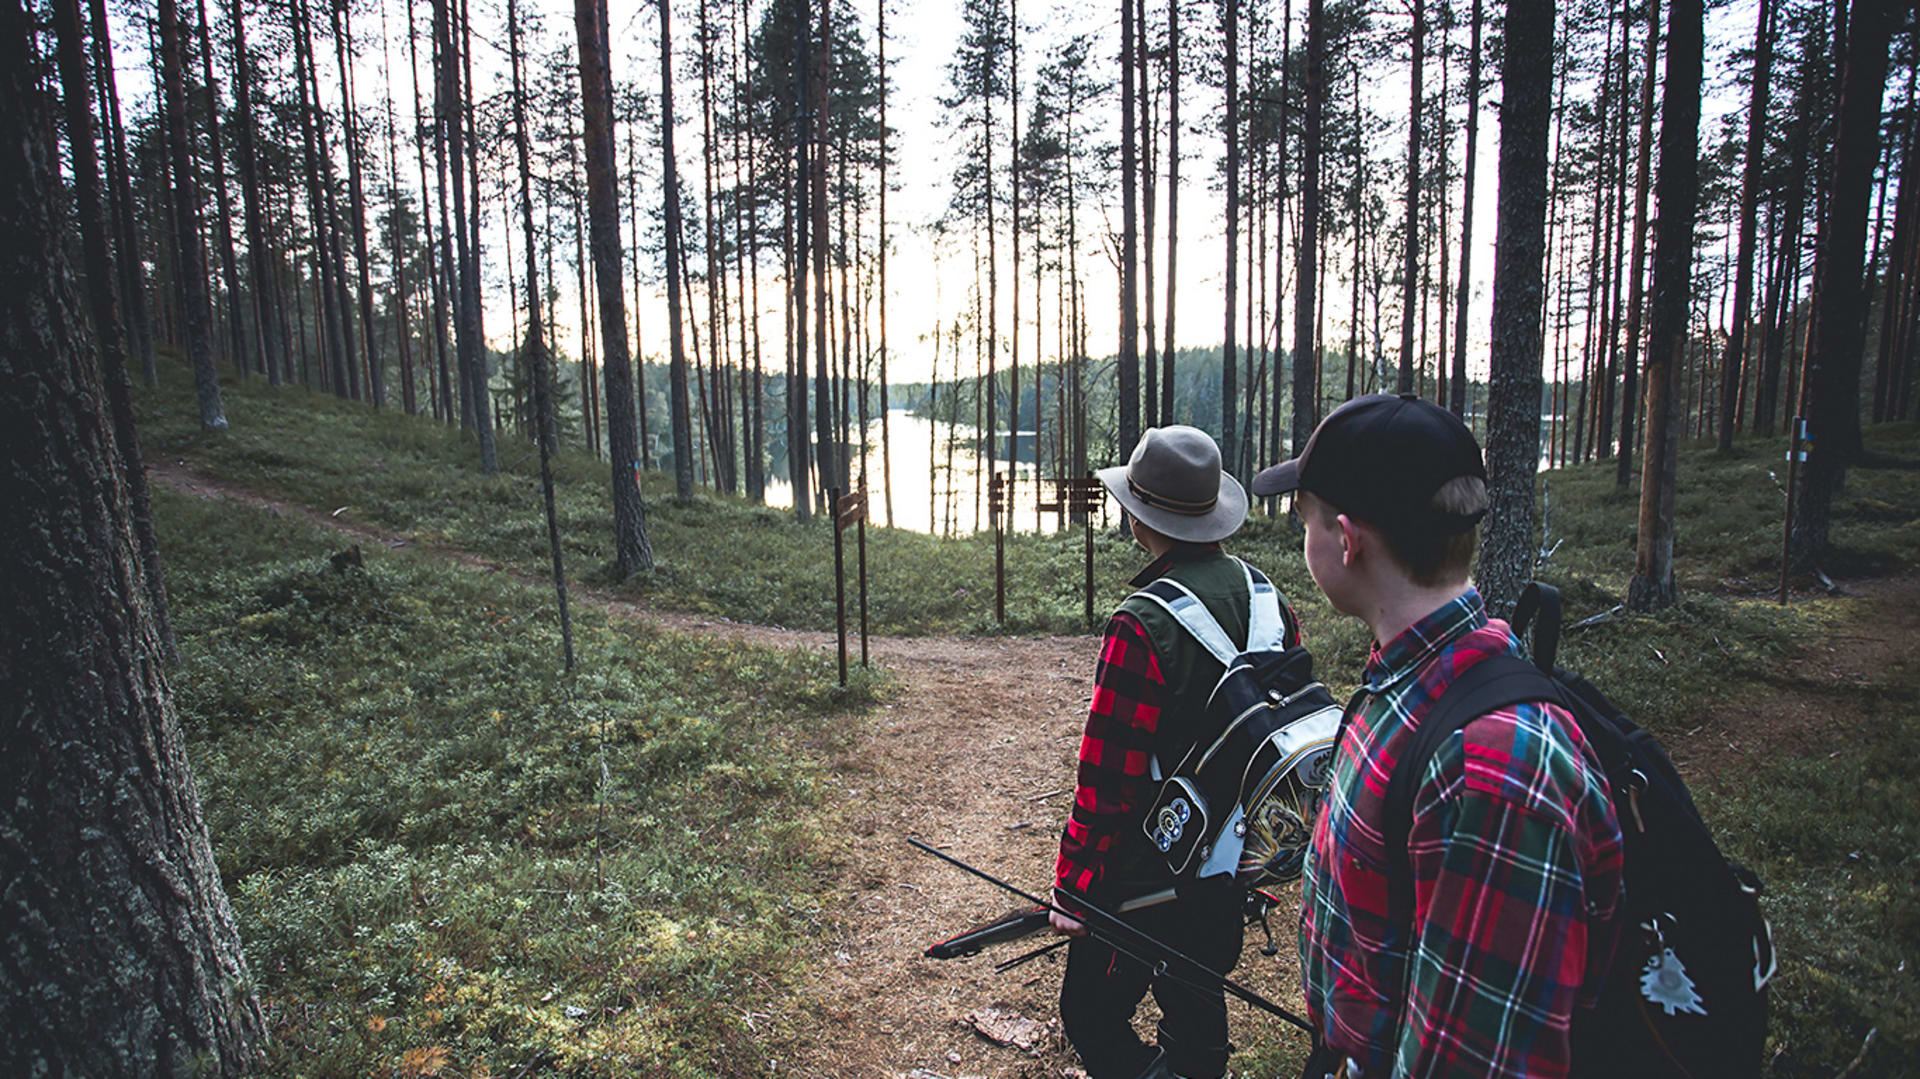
4, 0, 1918, 1073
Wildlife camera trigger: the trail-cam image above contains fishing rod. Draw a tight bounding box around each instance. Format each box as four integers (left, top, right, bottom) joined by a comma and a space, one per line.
908, 838, 1317, 1037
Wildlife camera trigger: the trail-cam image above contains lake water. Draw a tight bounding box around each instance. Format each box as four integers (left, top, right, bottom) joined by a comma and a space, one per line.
762, 410, 1082, 536
759, 408, 1566, 536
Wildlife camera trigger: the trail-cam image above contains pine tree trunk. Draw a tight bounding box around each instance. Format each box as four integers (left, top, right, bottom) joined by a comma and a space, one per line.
229, 0, 282, 384
158, 0, 227, 431
1449, 0, 1482, 416
2, 5, 261, 1062
191, 0, 247, 379
1790, 0, 1895, 567
1616, 0, 1659, 483
662, 0, 696, 499
90, 0, 156, 388
1118, 0, 1139, 459
1162, 0, 1179, 422
1291, 0, 1323, 460
1397, 0, 1423, 395
508, 0, 575, 668
577, 0, 654, 574
811, 0, 834, 500
1222, 0, 1239, 467
1628, 0, 1703, 610
434, 0, 494, 467
53, 0, 177, 661
1719, 0, 1772, 452
877, 0, 890, 520
1475, 0, 1554, 616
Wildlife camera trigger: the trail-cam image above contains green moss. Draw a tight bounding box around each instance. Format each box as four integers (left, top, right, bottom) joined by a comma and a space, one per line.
157, 487, 876, 1076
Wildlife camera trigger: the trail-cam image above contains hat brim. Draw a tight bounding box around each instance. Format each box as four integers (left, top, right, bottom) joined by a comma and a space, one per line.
1097, 465, 1249, 543
1250, 459, 1300, 498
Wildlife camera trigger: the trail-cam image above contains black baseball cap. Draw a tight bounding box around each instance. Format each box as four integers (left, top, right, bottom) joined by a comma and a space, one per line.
1251, 393, 1488, 534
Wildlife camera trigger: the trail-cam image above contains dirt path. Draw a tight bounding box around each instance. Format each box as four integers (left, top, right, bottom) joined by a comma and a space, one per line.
153, 465, 1273, 1077
150, 464, 1911, 1079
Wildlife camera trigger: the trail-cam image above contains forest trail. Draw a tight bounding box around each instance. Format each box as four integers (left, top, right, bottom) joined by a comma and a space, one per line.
148, 464, 1915, 1079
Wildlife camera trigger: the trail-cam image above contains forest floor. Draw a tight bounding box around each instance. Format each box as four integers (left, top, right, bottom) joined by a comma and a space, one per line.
151, 459, 1920, 1079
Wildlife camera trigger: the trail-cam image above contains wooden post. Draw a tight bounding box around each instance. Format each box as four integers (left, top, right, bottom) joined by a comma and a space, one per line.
831, 485, 847, 684
857, 475, 869, 668
992, 471, 1006, 624
1083, 471, 1096, 627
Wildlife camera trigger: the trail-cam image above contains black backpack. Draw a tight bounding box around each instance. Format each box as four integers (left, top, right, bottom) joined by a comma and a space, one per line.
1132, 558, 1343, 888
1382, 582, 1774, 1078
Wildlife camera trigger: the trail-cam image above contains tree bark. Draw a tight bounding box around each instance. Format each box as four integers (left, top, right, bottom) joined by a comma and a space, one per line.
1719, 0, 1772, 452
1790, 0, 1895, 567
1616, 0, 1659, 484
1162, 0, 1179, 423
333, 0, 384, 406
89, 0, 156, 389
508, 0, 575, 668
577, 0, 654, 574
1119, 0, 1139, 459
1475, 0, 1555, 617
1628, 0, 1703, 610
228, 0, 282, 385
1449, 0, 1482, 417
1291, 0, 1323, 460
2, 3, 262, 1064
662, 0, 697, 499
192, 0, 247, 379
158, 0, 227, 431
1222, 0, 1239, 466
54, 0, 177, 662
1397, 0, 1423, 395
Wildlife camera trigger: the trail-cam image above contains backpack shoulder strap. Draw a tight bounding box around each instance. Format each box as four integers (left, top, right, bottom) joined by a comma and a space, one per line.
1232, 556, 1295, 651
1381, 654, 1564, 929
1129, 578, 1241, 667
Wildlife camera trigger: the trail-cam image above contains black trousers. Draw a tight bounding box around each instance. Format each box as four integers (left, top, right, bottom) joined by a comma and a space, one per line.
1059, 875, 1244, 1079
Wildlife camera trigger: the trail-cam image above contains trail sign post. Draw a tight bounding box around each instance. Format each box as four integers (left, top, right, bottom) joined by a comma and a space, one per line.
832, 484, 870, 684
989, 472, 1008, 624
1037, 476, 1106, 625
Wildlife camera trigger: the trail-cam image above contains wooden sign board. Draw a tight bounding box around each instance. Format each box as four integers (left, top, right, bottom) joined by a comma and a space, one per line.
835, 491, 867, 532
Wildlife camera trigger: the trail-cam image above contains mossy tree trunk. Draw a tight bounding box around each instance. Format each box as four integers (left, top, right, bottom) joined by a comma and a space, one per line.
1, 1, 262, 1067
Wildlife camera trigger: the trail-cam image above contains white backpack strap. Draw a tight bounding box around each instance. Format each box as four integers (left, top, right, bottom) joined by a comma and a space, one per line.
1235, 556, 1291, 652
1129, 579, 1241, 666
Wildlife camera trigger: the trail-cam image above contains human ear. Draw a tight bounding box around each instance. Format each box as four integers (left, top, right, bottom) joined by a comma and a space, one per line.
1336, 513, 1363, 568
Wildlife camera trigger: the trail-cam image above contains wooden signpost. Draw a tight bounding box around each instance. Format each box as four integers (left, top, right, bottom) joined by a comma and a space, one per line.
1039, 474, 1106, 627
831, 481, 870, 685
989, 473, 1009, 624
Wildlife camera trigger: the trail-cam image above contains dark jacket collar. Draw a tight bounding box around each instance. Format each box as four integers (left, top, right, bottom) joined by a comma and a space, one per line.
1128, 541, 1226, 588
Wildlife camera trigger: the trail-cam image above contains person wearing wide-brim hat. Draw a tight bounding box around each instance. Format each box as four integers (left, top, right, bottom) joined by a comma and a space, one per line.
1049, 426, 1300, 1079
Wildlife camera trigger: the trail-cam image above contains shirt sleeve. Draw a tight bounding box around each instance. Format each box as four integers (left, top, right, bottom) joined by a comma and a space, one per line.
1380, 705, 1622, 1079
1054, 611, 1166, 907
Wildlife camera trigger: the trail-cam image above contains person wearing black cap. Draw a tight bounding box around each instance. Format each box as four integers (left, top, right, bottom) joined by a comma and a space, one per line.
1253, 395, 1623, 1079
1048, 425, 1298, 1079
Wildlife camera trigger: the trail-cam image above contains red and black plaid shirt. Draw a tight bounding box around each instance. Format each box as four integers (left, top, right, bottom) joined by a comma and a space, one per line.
1053, 546, 1220, 906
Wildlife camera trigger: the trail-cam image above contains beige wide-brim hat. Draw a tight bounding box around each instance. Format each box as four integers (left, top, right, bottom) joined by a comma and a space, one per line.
1097, 425, 1249, 543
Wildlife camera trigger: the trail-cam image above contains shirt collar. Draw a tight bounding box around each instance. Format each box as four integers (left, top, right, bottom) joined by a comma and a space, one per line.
1128, 541, 1225, 588
1363, 587, 1488, 692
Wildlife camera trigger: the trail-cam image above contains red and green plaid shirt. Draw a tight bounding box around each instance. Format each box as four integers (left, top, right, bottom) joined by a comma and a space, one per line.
1052, 546, 1226, 906
1298, 589, 1624, 1079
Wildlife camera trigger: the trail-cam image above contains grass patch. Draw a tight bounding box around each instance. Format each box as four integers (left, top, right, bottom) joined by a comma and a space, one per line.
158, 486, 881, 1077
